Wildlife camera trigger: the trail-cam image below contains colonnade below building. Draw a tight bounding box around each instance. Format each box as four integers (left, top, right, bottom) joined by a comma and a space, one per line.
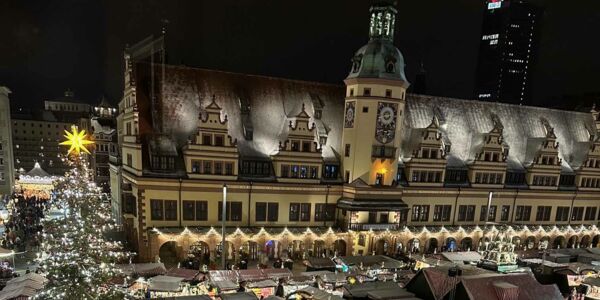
143, 225, 600, 263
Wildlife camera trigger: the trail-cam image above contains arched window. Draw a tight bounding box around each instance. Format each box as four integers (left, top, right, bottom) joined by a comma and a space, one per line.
352, 55, 362, 73
385, 61, 395, 73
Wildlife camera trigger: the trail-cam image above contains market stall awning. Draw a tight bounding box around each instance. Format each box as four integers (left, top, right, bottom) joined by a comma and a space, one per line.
209, 270, 238, 282
337, 197, 408, 211
0, 286, 37, 300
298, 287, 343, 300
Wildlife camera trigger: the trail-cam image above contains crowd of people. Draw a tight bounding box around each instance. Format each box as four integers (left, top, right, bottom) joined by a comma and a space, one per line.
2, 194, 49, 252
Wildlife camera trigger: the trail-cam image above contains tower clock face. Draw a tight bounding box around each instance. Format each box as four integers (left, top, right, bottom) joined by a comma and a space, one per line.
344, 102, 355, 128
375, 102, 397, 144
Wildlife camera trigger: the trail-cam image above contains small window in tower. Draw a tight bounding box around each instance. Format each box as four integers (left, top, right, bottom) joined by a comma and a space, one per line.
349, 88, 354, 96
386, 61, 395, 73
385, 89, 392, 98
362, 106, 369, 113
363, 88, 371, 96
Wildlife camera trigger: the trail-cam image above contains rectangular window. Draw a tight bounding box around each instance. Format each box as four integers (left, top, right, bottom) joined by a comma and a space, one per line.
585, 207, 597, 221
126, 154, 132, 167
195, 201, 208, 221
300, 203, 311, 221
362, 106, 369, 113
535, 206, 552, 221
214, 162, 223, 175
412, 205, 430, 222
385, 89, 392, 98
310, 166, 318, 179
291, 165, 299, 178
164, 200, 177, 221
281, 165, 289, 178
151, 199, 164, 220
572, 207, 584, 221
433, 205, 451, 222
349, 88, 354, 96
267, 203, 278, 222
363, 88, 371, 96
202, 134, 212, 145
224, 162, 234, 175
515, 206, 532, 221
219, 201, 243, 221
315, 204, 336, 221
299, 166, 308, 179
183, 201, 195, 220
345, 144, 351, 157
289, 203, 300, 221
457, 205, 475, 222
203, 161, 212, 174
556, 206, 570, 222
500, 205, 510, 221
214, 135, 224, 146
291, 140, 300, 151
302, 141, 311, 152
480, 205, 497, 222
324, 165, 338, 179
255, 202, 267, 222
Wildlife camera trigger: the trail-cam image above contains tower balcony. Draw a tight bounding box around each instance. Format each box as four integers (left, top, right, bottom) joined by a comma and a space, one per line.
372, 145, 396, 159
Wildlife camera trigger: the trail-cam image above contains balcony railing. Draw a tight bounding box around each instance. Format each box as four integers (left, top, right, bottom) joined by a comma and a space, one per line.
372, 146, 396, 158
349, 223, 400, 231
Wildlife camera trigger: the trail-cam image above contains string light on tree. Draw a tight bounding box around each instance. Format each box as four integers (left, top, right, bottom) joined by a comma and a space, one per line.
34, 128, 130, 300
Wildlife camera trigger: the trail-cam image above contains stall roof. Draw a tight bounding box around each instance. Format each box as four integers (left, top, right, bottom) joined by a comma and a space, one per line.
0, 286, 37, 300
213, 280, 239, 291
440, 252, 482, 264
339, 256, 404, 269
238, 269, 268, 282
305, 257, 336, 269
247, 279, 277, 288
299, 287, 343, 300
7, 273, 47, 285
262, 268, 293, 279
343, 281, 403, 299
210, 270, 239, 282
117, 262, 166, 276
2, 280, 44, 292
320, 272, 348, 284
156, 296, 212, 300
148, 275, 184, 292
165, 268, 201, 281
367, 289, 418, 300
301, 270, 335, 277
219, 292, 258, 300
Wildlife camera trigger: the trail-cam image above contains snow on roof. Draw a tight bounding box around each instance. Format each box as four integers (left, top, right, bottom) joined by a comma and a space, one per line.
137, 64, 594, 173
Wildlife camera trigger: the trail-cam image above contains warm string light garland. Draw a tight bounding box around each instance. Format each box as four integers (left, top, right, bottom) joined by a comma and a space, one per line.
34, 135, 132, 299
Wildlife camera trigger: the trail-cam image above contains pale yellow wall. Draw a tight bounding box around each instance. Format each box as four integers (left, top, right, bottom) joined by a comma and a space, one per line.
342, 80, 406, 185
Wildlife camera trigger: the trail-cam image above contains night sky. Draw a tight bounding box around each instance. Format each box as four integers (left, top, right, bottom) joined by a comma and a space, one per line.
1, 0, 599, 110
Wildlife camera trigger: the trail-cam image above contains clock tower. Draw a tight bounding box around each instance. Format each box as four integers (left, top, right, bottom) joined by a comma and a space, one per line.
342, 1, 410, 186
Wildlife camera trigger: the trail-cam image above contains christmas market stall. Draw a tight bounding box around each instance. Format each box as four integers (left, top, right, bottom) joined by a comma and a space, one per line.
246, 279, 277, 298
147, 275, 185, 298
219, 291, 258, 300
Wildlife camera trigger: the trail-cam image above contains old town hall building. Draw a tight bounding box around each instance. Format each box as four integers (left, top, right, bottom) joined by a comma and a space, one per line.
111, 3, 600, 263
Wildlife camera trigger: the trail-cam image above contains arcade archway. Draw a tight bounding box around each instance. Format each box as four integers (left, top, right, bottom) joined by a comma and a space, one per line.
159, 241, 179, 268
460, 237, 473, 251
334, 239, 347, 256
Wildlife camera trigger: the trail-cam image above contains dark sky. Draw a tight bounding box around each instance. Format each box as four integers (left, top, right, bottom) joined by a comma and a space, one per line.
1, 0, 599, 110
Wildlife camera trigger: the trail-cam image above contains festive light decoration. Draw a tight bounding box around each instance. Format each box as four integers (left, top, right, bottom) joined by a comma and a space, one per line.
34, 154, 130, 299
59, 126, 94, 155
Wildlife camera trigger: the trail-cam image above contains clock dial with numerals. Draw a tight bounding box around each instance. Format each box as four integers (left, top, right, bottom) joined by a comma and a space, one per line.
375, 102, 397, 144
344, 102, 355, 128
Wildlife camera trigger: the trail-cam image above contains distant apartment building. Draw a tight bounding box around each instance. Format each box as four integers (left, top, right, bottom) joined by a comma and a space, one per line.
0, 87, 14, 197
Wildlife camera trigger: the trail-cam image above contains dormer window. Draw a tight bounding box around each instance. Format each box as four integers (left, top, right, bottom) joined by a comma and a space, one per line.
302, 141, 311, 152
291, 140, 300, 151
202, 134, 212, 145
351, 55, 362, 73
214, 135, 224, 146
385, 61, 395, 73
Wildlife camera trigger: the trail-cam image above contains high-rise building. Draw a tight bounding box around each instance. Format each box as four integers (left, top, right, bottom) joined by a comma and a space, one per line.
0, 87, 15, 198
474, 0, 541, 105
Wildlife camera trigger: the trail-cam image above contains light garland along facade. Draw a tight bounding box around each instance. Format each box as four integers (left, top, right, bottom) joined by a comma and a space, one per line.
111, 2, 600, 263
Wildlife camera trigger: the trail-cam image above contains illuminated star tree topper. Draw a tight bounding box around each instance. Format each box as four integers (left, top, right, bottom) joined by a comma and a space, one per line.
59, 125, 94, 155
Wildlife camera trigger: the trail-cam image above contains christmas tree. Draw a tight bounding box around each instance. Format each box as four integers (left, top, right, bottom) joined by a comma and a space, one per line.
35, 127, 130, 300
